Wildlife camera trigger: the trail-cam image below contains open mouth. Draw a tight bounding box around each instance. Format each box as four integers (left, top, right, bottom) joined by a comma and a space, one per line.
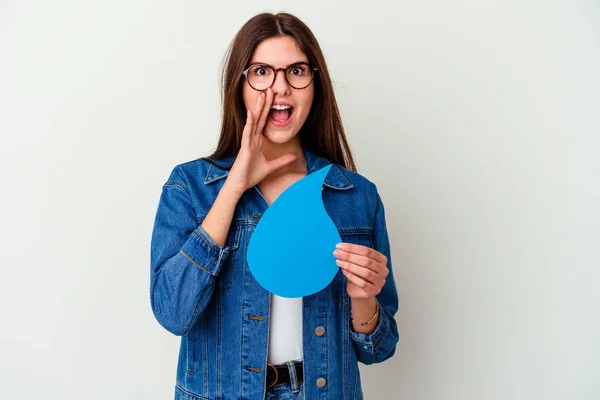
268, 105, 294, 126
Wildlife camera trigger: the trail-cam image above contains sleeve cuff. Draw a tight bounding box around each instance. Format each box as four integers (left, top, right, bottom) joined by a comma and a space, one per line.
350, 310, 389, 352
180, 225, 233, 276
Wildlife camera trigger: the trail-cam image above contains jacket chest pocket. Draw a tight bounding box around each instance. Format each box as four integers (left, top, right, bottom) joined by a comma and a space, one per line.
222, 222, 242, 252
340, 229, 374, 248
220, 223, 243, 292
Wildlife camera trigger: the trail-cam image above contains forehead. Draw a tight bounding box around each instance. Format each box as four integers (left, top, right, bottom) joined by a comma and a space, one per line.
250, 35, 308, 66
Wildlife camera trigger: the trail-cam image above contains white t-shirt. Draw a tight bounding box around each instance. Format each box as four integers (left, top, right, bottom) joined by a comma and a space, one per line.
267, 293, 303, 365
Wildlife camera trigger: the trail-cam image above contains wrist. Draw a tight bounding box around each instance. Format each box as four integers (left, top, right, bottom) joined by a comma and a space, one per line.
350, 296, 377, 308
350, 297, 379, 326
222, 180, 246, 199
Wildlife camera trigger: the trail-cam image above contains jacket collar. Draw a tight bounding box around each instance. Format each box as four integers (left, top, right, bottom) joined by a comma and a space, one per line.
204, 147, 354, 190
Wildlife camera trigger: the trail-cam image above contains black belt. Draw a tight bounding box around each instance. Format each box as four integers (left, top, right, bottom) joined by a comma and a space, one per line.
266, 361, 303, 388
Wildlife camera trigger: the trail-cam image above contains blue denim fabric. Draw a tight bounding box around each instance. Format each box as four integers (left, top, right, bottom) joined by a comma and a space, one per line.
266, 378, 304, 400
265, 384, 304, 400
150, 147, 399, 400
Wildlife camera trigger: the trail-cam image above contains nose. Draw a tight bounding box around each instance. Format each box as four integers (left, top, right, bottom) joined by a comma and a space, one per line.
271, 68, 291, 95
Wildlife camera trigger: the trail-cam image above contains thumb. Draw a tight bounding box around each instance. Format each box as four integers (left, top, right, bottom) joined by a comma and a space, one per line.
267, 154, 298, 173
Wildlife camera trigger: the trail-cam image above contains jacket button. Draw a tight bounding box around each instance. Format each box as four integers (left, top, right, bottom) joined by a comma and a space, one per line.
314, 326, 326, 336
316, 377, 327, 388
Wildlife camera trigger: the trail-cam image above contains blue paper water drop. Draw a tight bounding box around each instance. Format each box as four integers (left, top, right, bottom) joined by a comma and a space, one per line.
247, 165, 341, 298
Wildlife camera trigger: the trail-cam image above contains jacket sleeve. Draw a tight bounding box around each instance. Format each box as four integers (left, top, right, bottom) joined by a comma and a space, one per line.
350, 193, 400, 364
150, 170, 233, 336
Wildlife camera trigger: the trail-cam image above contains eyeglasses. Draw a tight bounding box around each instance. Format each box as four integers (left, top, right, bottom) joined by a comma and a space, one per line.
242, 62, 318, 91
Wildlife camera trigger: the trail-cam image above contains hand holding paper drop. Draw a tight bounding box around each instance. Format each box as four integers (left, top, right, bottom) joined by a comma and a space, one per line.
247, 165, 341, 298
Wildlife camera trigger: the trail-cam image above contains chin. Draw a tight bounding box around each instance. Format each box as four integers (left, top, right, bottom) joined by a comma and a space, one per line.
263, 128, 299, 145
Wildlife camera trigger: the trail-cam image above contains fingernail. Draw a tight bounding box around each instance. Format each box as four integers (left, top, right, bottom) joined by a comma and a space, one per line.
333, 249, 342, 257
336, 259, 342, 266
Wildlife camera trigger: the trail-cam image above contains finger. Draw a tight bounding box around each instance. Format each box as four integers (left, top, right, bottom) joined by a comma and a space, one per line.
240, 109, 255, 147
341, 269, 376, 294
334, 249, 382, 273
337, 259, 382, 286
336, 243, 387, 263
243, 109, 254, 135
251, 92, 265, 135
255, 88, 273, 134
267, 154, 298, 173
336, 243, 387, 264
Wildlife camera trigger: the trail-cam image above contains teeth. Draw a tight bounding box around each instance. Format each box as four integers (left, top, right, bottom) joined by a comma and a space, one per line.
271, 104, 291, 110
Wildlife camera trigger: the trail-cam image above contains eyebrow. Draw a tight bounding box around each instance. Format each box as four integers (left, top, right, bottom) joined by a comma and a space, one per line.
248, 60, 309, 66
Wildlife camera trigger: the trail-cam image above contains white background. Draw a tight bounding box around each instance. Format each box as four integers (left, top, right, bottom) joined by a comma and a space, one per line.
1, 1, 599, 399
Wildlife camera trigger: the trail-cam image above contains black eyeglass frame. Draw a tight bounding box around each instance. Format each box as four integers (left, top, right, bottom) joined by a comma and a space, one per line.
241, 62, 318, 91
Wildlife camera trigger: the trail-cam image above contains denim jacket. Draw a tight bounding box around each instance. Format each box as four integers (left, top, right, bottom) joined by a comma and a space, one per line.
150, 148, 399, 400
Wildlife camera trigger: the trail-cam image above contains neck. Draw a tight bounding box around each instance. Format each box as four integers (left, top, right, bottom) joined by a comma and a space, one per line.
261, 137, 306, 175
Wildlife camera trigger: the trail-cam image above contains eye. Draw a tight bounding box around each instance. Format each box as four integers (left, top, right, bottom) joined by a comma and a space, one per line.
251, 66, 272, 76
290, 65, 307, 75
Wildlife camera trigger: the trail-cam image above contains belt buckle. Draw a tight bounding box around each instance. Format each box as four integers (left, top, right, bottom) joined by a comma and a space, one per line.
266, 364, 279, 389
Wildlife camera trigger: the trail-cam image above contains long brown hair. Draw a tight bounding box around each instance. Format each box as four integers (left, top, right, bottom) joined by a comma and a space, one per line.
204, 12, 357, 172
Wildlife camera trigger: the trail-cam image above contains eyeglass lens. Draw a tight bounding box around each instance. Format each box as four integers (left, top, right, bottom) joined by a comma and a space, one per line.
247, 64, 314, 90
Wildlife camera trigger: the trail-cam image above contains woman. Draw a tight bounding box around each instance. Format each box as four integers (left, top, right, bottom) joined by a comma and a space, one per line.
150, 12, 399, 400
